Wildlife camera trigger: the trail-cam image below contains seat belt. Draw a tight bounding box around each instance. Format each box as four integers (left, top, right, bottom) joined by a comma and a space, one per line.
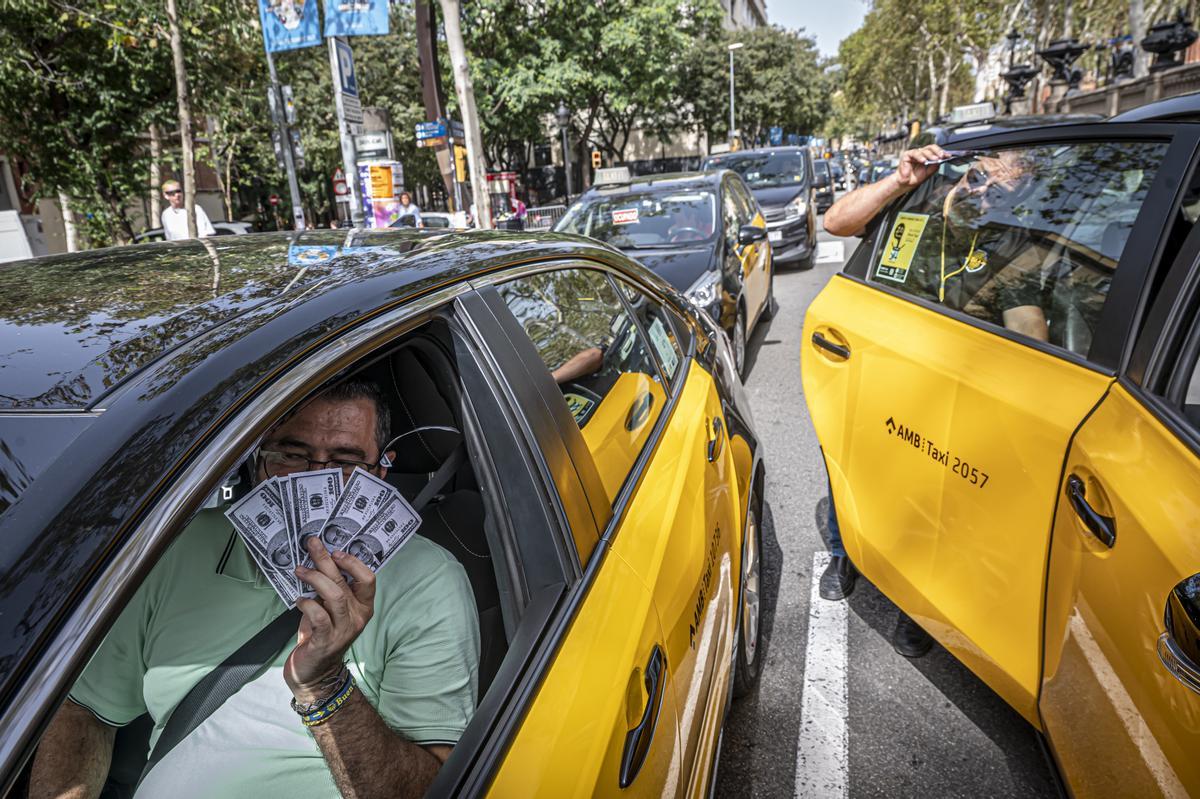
137, 447, 467, 788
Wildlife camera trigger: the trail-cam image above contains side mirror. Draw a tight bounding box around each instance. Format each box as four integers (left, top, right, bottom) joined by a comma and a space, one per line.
738, 225, 767, 246
1159, 573, 1200, 696
813, 174, 830, 189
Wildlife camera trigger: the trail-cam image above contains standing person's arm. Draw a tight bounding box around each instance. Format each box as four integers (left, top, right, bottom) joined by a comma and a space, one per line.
196, 205, 217, 237
29, 701, 116, 799
824, 145, 947, 237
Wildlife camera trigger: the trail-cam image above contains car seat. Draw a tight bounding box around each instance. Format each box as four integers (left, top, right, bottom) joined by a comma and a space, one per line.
364, 333, 507, 700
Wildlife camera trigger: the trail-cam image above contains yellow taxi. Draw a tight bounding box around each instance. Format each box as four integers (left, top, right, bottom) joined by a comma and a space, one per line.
802, 121, 1200, 795
0, 229, 762, 797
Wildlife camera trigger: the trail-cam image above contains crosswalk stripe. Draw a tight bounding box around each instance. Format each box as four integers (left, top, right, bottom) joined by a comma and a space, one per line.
794, 551, 849, 799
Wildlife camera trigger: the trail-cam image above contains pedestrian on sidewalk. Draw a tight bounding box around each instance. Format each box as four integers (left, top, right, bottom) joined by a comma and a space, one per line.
160, 180, 215, 240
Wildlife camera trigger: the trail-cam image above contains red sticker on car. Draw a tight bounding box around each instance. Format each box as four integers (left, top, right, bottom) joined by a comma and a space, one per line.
612, 208, 639, 225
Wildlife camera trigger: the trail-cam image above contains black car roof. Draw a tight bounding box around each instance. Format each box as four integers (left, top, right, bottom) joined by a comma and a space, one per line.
0, 229, 616, 411
1109, 89, 1200, 122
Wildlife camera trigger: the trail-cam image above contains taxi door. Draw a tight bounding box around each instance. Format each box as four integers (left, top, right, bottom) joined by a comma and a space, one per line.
1039, 245, 1200, 796
723, 177, 767, 327
609, 323, 745, 797
801, 125, 1194, 723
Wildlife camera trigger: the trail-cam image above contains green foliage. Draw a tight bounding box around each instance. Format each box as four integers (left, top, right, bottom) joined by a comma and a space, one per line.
683, 24, 830, 145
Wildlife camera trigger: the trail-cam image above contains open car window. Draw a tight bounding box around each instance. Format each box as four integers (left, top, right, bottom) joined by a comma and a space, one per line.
868, 141, 1169, 358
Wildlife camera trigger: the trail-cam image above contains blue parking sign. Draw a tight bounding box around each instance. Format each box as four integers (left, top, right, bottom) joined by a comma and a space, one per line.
334, 38, 357, 97
769, 126, 783, 146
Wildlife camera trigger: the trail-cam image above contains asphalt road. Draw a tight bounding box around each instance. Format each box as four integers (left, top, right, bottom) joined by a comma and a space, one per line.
713, 221, 1062, 798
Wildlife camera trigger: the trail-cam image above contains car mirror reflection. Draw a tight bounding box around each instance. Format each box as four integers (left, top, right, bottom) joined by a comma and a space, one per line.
1159, 573, 1200, 696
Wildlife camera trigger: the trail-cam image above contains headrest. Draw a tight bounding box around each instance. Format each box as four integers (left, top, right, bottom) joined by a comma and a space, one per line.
382, 345, 463, 473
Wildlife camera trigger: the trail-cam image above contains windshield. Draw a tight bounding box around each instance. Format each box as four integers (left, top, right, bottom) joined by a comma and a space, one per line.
555, 189, 717, 248
705, 151, 807, 188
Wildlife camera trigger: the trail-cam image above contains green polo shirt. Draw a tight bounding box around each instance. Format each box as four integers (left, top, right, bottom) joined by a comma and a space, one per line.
70, 507, 479, 798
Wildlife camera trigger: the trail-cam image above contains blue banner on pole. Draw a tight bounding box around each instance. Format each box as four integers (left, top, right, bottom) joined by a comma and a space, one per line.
258, 0, 321, 53
769, 126, 783, 146
323, 0, 389, 37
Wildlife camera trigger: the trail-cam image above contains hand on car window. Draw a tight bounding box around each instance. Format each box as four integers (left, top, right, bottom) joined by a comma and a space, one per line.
895, 145, 948, 191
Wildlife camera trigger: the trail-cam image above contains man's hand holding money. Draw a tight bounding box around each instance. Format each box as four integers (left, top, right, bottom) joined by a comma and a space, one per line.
285, 537, 376, 704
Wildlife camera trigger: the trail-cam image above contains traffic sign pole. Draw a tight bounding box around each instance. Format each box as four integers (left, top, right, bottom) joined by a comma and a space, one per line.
266, 48, 305, 231
329, 37, 364, 227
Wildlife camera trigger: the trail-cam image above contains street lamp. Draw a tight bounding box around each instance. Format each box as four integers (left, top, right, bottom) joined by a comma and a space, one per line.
556, 102, 573, 199
728, 42, 743, 147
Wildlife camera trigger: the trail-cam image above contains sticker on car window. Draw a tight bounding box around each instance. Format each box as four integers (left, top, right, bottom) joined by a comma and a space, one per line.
648, 318, 680, 376
612, 208, 639, 225
877, 212, 930, 283
563, 392, 597, 426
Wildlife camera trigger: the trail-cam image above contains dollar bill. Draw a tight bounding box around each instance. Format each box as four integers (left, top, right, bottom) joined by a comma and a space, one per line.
316, 468, 395, 554
224, 482, 300, 606
340, 492, 421, 572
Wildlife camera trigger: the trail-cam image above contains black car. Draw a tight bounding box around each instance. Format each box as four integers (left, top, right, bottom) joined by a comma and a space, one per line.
701, 146, 817, 269
553, 170, 774, 376
811, 159, 835, 213
0, 229, 763, 796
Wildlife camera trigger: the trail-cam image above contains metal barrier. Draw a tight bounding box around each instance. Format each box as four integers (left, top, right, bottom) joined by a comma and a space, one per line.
524, 204, 568, 231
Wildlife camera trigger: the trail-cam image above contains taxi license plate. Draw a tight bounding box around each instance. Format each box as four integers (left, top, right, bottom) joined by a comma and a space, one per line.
768, 230, 782, 243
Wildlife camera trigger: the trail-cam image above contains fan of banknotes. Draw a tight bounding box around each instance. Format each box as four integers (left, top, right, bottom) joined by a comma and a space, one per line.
224, 467, 422, 607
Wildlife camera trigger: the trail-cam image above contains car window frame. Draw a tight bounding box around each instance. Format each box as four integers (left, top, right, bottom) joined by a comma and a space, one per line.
841, 121, 1200, 375
469, 259, 695, 546
0, 281, 581, 795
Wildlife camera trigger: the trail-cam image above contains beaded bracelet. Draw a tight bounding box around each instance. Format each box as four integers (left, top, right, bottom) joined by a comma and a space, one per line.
292, 669, 357, 727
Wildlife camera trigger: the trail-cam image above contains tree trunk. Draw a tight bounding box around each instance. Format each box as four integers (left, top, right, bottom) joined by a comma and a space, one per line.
58, 192, 79, 253
438, 0, 492, 229
224, 135, 236, 222
926, 51, 937, 122
165, 0, 197, 237
149, 122, 162, 228
1131, 0, 1149, 77
939, 49, 954, 117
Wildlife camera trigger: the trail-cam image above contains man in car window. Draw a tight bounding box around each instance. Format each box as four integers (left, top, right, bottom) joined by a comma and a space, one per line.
825, 146, 1050, 343
31, 379, 480, 799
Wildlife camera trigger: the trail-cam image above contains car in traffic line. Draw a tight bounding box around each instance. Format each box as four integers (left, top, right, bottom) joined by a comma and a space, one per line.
554, 168, 774, 377
702, 146, 817, 270
803, 118, 1200, 793
811, 158, 835, 214
0, 228, 764, 797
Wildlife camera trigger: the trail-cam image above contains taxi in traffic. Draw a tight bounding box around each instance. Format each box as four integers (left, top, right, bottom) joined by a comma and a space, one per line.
555, 167, 774, 377
803, 113, 1200, 794
0, 228, 764, 797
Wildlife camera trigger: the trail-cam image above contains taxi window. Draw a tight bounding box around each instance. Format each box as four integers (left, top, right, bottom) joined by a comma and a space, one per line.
868, 141, 1168, 357
497, 269, 667, 504
610, 276, 685, 383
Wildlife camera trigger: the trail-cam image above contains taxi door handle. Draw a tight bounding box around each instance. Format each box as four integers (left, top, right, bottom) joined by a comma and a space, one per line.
707, 417, 725, 462
619, 645, 667, 788
812, 332, 851, 359
1067, 474, 1116, 548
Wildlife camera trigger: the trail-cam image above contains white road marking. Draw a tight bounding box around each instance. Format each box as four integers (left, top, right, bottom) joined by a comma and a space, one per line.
794, 551, 849, 799
815, 241, 844, 264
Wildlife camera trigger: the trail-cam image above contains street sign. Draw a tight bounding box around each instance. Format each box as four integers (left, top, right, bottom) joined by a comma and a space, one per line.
769, 126, 783, 146
354, 131, 392, 161
447, 118, 465, 139
268, 194, 281, 206
417, 136, 446, 149
332, 167, 349, 197
333, 38, 363, 124
416, 120, 447, 140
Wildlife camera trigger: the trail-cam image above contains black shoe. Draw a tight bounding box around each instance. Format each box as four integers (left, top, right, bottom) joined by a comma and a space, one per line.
892, 613, 934, 658
819, 554, 857, 601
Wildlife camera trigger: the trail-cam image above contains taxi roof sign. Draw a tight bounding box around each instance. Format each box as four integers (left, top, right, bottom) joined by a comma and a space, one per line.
949, 102, 996, 125
594, 166, 631, 186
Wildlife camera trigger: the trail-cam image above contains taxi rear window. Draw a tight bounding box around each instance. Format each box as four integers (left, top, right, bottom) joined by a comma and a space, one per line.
867, 141, 1168, 358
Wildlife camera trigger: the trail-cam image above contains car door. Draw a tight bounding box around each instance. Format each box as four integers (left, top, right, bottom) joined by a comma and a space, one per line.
476, 266, 686, 797
722, 177, 765, 328
801, 123, 1200, 723
729, 176, 771, 330
601, 274, 745, 799
1039, 224, 1200, 797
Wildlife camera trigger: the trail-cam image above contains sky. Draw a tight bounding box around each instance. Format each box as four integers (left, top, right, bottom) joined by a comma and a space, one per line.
766, 0, 868, 58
